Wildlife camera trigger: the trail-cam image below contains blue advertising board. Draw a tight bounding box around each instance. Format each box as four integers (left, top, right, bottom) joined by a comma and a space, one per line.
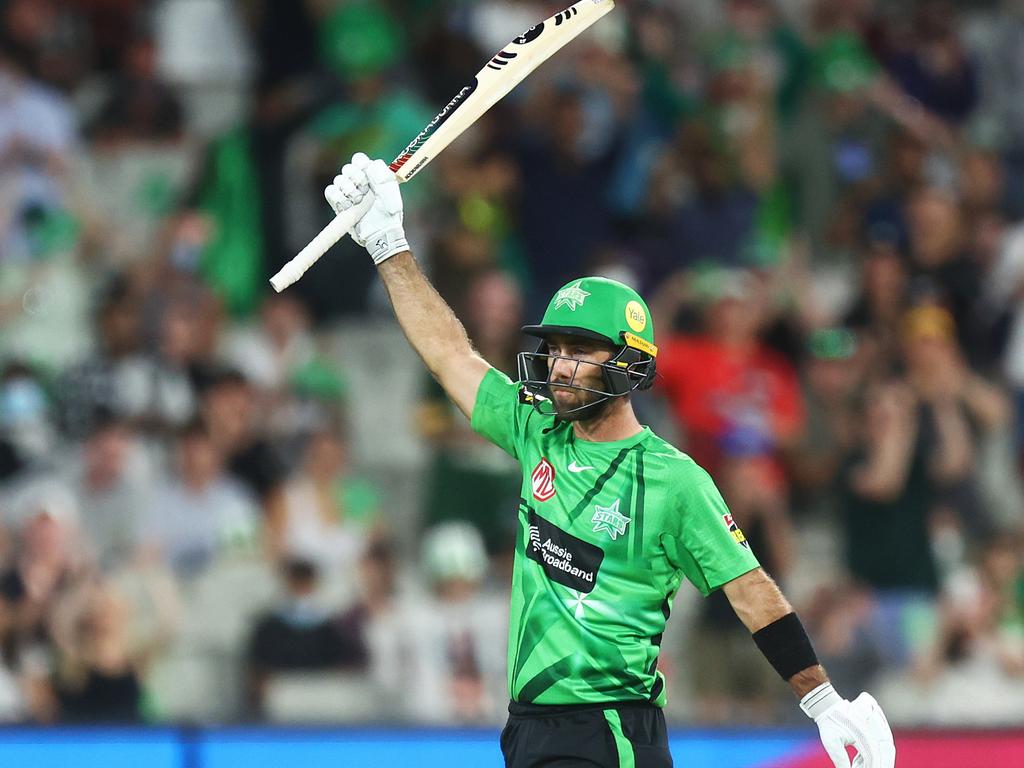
0, 727, 1020, 767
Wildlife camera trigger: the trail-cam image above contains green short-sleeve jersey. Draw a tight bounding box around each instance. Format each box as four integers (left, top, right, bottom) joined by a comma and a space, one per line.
471, 368, 760, 706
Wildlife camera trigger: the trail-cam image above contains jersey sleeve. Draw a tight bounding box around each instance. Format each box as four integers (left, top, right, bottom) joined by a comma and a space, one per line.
662, 465, 760, 596
470, 367, 536, 460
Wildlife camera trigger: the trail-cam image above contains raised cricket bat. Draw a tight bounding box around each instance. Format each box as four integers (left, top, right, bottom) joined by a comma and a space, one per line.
270, 0, 615, 292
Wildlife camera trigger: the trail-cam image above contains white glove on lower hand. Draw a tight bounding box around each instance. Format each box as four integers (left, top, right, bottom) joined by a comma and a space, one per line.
324, 152, 408, 265
801, 683, 896, 768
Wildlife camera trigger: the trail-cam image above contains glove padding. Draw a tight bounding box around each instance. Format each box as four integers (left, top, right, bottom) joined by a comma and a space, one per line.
324, 152, 408, 264
801, 684, 895, 768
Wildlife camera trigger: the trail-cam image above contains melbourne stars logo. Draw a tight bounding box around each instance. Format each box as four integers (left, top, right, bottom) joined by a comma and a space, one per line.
553, 281, 590, 311
591, 498, 630, 541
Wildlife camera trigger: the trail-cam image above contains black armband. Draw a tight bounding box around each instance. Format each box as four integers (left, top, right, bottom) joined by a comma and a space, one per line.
751, 612, 818, 681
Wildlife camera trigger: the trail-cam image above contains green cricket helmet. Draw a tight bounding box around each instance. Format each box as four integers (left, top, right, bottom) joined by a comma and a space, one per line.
517, 277, 658, 417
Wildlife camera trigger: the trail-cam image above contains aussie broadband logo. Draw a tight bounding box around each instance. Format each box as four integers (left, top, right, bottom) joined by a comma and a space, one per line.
531, 457, 555, 501
525, 507, 603, 593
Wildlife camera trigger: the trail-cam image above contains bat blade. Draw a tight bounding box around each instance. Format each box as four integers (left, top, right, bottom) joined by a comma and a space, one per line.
270, 0, 615, 292
389, 0, 615, 182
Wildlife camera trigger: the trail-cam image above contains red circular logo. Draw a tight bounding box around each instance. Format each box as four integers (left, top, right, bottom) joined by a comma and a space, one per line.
531, 458, 556, 502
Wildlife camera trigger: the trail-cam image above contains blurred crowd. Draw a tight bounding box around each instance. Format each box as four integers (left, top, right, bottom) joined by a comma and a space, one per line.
1, 0, 1023, 728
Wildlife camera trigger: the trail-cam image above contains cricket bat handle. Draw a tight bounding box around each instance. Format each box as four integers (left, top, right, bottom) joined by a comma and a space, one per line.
269, 194, 375, 292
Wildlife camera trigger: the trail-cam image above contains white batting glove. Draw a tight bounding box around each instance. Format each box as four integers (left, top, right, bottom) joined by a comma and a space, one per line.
801, 684, 896, 768
324, 152, 408, 265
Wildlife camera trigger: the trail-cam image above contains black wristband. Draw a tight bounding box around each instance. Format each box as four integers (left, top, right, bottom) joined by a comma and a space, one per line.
751, 612, 818, 681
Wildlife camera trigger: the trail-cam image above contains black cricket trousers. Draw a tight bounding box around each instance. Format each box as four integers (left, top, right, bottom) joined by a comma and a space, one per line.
501, 700, 673, 767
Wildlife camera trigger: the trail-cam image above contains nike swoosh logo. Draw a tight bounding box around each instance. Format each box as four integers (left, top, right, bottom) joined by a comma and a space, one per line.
568, 461, 595, 473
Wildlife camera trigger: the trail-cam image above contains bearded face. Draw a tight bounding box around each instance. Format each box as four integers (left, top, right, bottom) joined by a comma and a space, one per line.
544, 335, 616, 421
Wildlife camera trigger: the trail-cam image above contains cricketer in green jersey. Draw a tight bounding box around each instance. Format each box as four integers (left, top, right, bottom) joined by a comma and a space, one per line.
325, 153, 896, 768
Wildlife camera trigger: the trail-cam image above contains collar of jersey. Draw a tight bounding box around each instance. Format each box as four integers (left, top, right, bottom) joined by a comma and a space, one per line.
569, 426, 652, 453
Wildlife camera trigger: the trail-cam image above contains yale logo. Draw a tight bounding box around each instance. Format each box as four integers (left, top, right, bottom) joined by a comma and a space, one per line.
625, 301, 647, 332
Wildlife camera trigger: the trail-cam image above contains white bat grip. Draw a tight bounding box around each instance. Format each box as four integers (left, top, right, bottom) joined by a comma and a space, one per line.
269, 194, 376, 292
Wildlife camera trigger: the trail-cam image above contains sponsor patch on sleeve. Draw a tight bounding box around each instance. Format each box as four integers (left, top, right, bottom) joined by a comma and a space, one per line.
722, 513, 750, 549
518, 385, 550, 406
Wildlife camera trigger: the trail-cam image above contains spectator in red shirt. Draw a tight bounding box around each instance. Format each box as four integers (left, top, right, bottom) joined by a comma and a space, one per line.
655, 268, 804, 489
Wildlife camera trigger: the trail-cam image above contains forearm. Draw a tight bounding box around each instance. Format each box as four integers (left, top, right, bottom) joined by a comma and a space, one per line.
852, 424, 915, 500
377, 251, 490, 417
327, 155, 491, 417
788, 664, 830, 698
377, 251, 476, 377
723, 568, 830, 698
929, 402, 973, 481
725, 568, 792, 632
962, 374, 1011, 429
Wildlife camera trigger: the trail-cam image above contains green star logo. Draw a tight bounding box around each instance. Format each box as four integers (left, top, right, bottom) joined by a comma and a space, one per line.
591, 499, 629, 541
553, 280, 591, 311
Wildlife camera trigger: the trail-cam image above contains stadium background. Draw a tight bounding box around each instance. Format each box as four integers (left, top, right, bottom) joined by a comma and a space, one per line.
0, 0, 1023, 764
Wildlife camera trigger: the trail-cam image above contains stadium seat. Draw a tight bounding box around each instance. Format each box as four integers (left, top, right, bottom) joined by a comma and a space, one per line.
262, 672, 383, 724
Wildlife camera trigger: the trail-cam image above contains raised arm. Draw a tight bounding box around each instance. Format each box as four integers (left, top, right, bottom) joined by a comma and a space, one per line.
723, 568, 896, 768
377, 252, 490, 418
325, 153, 491, 418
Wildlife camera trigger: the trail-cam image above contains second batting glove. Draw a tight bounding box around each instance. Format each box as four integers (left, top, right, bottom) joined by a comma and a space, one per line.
324, 152, 408, 265
801, 683, 896, 768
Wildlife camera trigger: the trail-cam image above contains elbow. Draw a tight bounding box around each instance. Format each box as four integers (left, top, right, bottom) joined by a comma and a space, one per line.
423, 348, 463, 382
722, 568, 791, 631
